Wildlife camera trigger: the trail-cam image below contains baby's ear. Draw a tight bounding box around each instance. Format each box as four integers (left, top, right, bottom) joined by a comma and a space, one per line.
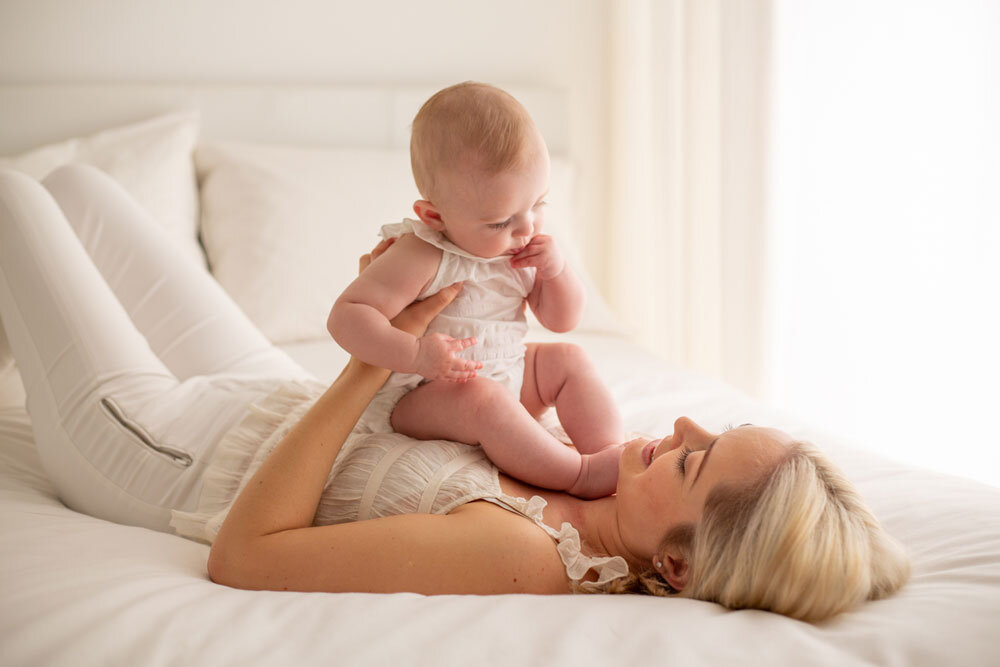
413, 200, 445, 231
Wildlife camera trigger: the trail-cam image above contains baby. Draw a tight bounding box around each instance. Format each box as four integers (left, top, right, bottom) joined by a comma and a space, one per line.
328, 82, 624, 498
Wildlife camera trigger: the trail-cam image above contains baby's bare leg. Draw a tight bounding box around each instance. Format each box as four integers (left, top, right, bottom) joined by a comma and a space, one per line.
391, 377, 616, 498
521, 343, 624, 454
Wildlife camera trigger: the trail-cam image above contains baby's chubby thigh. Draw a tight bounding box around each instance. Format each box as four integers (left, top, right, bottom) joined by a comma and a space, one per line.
390, 376, 523, 445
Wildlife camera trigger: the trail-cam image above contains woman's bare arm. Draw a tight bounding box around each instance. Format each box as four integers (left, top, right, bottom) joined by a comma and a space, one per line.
210, 280, 459, 555
208, 277, 571, 594
209, 356, 392, 550
210, 499, 568, 594
208, 350, 568, 595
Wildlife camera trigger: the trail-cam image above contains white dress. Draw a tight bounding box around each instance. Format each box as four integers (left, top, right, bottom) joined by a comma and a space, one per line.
354, 217, 537, 434
169, 380, 630, 591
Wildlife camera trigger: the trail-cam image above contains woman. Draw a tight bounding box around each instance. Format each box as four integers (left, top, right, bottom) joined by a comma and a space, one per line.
0, 165, 909, 622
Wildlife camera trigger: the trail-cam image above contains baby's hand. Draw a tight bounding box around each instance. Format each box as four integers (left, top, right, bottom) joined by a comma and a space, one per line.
413, 333, 482, 382
509, 234, 566, 281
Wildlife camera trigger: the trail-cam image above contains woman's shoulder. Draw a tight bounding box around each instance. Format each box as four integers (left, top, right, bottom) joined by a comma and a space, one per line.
448, 500, 572, 594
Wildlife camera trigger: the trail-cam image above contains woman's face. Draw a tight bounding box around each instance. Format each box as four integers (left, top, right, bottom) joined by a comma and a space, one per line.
615, 417, 793, 564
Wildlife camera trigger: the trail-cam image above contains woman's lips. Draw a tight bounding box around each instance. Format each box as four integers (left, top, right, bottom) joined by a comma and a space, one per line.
643, 438, 664, 467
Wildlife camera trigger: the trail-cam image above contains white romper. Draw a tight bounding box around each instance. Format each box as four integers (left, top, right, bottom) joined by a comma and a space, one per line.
170, 380, 630, 591
354, 218, 536, 434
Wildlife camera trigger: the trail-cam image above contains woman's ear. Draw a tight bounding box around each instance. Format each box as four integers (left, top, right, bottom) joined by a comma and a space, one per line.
655, 549, 690, 592
413, 200, 445, 231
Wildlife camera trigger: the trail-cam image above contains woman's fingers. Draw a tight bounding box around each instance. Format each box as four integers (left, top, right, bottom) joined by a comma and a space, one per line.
371, 237, 395, 260
388, 283, 464, 337
387, 282, 468, 338
406, 282, 464, 325
358, 253, 372, 275
431, 281, 464, 311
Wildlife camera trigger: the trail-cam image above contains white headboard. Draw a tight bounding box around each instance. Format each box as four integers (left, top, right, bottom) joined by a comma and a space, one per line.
0, 83, 569, 156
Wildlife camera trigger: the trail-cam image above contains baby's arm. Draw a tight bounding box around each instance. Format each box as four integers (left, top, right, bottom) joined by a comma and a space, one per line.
512, 234, 586, 333
328, 234, 480, 379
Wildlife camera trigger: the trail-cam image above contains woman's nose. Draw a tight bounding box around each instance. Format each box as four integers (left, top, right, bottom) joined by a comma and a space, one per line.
673, 416, 715, 449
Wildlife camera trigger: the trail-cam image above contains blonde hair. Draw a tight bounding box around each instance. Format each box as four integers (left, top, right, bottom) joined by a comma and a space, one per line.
586, 442, 910, 623
410, 81, 540, 200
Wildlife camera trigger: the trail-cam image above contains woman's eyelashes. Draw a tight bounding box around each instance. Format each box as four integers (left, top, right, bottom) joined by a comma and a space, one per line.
675, 446, 692, 475
671, 424, 750, 478
722, 422, 753, 433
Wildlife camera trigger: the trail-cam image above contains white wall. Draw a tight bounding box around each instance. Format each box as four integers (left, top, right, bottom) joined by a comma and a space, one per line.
769, 0, 1000, 485
0, 0, 613, 290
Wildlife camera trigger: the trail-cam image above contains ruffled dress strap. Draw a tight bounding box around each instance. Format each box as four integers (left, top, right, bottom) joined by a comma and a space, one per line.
483, 494, 630, 591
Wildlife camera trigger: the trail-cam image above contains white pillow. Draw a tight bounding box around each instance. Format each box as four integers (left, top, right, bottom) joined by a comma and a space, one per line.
0, 111, 204, 397
195, 141, 622, 345
0, 111, 203, 268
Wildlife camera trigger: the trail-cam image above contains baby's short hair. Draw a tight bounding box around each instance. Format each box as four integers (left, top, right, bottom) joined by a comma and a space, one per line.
410, 82, 540, 201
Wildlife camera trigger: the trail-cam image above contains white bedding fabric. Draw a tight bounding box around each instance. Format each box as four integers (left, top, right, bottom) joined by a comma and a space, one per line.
1, 331, 998, 666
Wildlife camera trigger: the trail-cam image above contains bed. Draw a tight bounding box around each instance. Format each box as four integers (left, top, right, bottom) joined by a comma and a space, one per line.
1, 84, 998, 667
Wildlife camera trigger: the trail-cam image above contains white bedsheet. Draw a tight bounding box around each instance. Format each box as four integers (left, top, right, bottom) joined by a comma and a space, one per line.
1, 332, 998, 666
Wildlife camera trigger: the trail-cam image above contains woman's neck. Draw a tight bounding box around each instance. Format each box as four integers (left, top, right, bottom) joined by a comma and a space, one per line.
498, 476, 641, 570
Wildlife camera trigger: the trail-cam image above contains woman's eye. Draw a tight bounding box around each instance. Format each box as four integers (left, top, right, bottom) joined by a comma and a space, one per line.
675, 446, 691, 475
488, 220, 511, 230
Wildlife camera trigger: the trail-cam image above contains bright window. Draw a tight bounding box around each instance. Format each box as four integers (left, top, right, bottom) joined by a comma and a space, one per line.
768, 0, 1000, 486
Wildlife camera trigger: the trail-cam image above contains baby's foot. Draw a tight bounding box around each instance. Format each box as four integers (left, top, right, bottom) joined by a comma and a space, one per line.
566, 445, 625, 499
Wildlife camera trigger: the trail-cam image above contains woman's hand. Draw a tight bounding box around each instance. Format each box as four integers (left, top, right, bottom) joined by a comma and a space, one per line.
357, 237, 465, 338
393, 283, 465, 338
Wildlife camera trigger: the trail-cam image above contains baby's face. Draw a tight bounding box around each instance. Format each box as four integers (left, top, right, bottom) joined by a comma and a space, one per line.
427, 149, 550, 258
